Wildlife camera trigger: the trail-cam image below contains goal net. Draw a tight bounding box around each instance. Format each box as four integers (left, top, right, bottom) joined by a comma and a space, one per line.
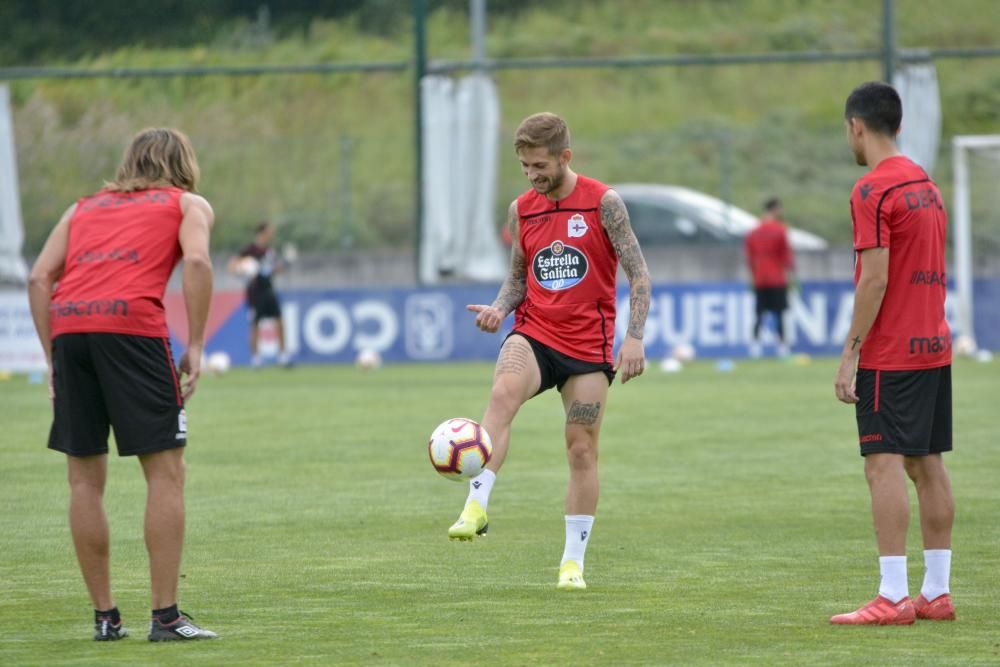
952, 135, 1000, 350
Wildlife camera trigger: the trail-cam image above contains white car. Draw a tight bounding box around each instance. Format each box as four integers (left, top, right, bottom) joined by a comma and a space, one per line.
614, 183, 828, 251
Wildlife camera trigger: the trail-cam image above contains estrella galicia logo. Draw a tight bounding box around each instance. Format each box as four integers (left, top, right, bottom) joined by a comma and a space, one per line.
532, 240, 588, 291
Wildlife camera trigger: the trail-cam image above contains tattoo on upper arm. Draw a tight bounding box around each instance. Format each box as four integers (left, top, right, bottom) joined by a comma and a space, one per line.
601, 191, 651, 339
566, 400, 602, 426
851, 336, 861, 350
491, 202, 528, 316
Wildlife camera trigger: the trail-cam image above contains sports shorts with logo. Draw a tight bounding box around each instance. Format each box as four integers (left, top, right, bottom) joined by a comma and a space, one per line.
508, 331, 616, 395
48, 333, 187, 457
854, 366, 951, 457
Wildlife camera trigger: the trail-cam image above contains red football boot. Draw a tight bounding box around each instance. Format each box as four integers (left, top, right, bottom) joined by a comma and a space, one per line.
830, 595, 916, 625
914, 593, 956, 621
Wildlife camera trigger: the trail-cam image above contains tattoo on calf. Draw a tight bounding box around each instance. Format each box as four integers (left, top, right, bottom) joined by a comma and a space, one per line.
566, 400, 601, 425
496, 342, 530, 376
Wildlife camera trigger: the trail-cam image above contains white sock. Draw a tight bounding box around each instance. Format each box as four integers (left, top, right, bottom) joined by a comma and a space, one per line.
878, 555, 909, 603
921, 549, 952, 601
561, 515, 595, 570
466, 469, 496, 511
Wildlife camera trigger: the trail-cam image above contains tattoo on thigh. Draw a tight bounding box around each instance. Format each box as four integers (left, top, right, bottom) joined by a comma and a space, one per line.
566, 400, 601, 425
496, 342, 530, 376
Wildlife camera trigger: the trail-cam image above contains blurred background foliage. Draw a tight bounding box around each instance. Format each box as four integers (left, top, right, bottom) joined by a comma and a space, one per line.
4, 0, 999, 253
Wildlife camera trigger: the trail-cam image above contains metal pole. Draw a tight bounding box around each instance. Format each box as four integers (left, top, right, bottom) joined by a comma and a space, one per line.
952, 138, 974, 343
470, 0, 487, 69
882, 0, 896, 82
339, 134, 354, 249
413, 0, 427, 285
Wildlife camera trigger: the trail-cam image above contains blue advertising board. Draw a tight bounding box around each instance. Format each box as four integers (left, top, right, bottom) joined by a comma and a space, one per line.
178, 279, 1000, 365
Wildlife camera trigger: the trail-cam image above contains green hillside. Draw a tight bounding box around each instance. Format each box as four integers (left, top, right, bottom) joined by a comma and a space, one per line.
8, 0, 1000, 253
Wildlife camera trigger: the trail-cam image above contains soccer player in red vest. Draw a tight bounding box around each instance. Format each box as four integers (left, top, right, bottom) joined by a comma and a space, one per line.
744, 197, 795, 358
450, 112, 652, 591
830, 83, 955, 625
28, 128, 219, 640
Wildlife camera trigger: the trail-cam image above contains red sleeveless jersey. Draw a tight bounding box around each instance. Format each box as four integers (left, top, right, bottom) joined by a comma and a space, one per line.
50, 187, 185, 339
513, 175, 617, 363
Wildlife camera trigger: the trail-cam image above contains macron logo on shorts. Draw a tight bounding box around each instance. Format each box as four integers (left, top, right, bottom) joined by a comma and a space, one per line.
176, 409, 187, 440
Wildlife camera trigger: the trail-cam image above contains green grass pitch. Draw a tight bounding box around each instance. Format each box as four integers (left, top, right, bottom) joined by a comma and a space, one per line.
1, 358, 998, 666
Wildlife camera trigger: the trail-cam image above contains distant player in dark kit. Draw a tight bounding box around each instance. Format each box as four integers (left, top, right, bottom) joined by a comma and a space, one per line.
830, 82, 956, 625
448, 112, 652, 591
229, 222, 292, 367
744, 197, 795, 358
28, 128, 219, 641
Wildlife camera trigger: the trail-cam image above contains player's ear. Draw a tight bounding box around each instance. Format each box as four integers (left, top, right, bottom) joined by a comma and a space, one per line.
560, 147, 572, 165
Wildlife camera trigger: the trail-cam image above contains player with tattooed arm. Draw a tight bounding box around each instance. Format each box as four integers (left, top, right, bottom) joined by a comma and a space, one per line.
449, 112, 652, 591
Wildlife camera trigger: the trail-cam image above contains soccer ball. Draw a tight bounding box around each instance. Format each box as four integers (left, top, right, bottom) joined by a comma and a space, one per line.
954, 334, 977, 357
206, 351, 231, 376
671, 342, 696, 362
355, 348, 382, 370
427, 418, 493, 481
235, 256, 260, 278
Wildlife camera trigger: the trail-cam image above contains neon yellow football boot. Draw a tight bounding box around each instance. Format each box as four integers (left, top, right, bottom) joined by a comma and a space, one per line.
448, 500, 488, 541
557, 560, 587, 591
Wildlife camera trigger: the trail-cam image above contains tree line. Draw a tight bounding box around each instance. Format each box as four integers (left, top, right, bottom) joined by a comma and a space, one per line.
0, 0, 545, 65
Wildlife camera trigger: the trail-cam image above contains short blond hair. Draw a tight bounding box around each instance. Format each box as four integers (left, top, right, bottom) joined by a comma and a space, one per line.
106, 127, 200, 193
514, 112, 570, 156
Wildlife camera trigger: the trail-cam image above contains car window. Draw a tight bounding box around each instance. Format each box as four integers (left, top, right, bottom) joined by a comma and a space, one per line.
623, 200, 680, 243
622, 198, 726, 245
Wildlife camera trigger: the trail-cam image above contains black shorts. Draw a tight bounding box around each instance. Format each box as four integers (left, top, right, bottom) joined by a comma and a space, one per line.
508, 332, 616, 395
248, 287, 282, 323
48, 333, 187, 457
855, 366, 952, 457
754, 286, 788, 314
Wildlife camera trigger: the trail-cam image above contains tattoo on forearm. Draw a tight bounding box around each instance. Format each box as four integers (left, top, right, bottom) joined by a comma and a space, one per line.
566, 400, 601, 426
491, 203, 527, 316
496, 341, 530, 376
602, 191, 651, 339
851, 336, 861, 350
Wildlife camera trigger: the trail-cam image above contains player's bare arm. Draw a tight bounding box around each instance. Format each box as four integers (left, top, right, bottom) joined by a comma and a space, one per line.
178, 193, 215, 400
27, 203, 75, 399
467, 201, 527, 333
835, 246, 889, 404
601, 189, 651, 383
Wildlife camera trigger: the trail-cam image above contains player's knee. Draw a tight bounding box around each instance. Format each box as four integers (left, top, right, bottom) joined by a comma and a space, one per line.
144, 452, 186, 489
489, 381, 524, 414
903, 456, 925, 482
68, 474, 105, 496
863, 453, 901, 486
565, 435, 598, 470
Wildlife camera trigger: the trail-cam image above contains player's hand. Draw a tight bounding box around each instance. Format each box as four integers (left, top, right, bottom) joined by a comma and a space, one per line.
466, 304, 504, 333
178, 343, 203, 402
47, 367, 55, 401
834, 356, 858, 404
614, 336, 646, 384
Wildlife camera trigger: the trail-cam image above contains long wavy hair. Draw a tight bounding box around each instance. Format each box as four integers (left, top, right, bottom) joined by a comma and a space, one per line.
105, 127, 200, 192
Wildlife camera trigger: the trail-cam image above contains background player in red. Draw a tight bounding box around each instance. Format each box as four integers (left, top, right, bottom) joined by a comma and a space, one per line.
744, 197, 795, 358
448, 112, 651, 591
830, 82, 956, 625
28, 128, 218, 640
